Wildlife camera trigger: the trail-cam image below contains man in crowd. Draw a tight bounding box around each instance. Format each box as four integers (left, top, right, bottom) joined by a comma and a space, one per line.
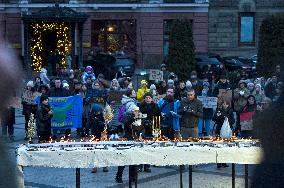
157, 88, 180, 139
178, 89, 203, 139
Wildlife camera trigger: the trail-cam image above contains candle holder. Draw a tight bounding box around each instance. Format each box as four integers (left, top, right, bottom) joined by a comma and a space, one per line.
152, 116, 161, 139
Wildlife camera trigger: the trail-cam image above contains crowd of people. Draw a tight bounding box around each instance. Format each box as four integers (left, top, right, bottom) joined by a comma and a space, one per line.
1, 62, 283, 183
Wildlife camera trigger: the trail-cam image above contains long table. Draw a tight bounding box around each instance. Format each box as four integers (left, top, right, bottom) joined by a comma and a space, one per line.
17, 141, 264, 188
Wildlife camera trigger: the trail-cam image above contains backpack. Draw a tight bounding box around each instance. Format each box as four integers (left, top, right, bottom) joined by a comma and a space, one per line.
117, 104, 126, 123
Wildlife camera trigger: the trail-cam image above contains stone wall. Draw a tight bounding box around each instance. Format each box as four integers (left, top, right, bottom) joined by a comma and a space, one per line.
208, 0, 284, 58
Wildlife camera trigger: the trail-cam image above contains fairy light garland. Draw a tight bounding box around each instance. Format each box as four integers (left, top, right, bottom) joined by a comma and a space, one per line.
31, 22, 71, 72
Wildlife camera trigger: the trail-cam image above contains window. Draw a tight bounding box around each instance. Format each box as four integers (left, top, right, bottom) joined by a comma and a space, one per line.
91, 20, 136, 57
163, 20, 174, 57
239, 13, 255, 46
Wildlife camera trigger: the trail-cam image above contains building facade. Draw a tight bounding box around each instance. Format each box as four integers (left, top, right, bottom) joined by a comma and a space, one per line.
0, 0, 209, 75
208, 0, 284, 58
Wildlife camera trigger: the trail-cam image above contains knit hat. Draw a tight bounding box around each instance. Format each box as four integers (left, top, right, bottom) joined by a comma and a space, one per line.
167, 79, 174, 85
150, 84, 156, 90
63, 83, 69, 88
40, 95, 49, 103
127, 103, 139, 112
144, 92, 153, 99
203, 81, 210, 87
186, 80, 192, 88
26, 81, 34, 87
141, 80, 148, 85
247, 82, 254, 87
160, 64, 166, 68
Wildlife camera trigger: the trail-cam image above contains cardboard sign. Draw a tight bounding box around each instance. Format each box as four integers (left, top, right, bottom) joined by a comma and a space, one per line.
197, 96, 218, 109
149, 69, 163, 81
218, 89, 232, 103
22, 90, 41, 105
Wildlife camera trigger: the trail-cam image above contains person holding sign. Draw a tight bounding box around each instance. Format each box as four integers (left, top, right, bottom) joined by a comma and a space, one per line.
197, 81, 214, 137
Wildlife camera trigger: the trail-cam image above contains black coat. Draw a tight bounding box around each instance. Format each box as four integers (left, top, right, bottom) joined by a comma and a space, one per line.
212, 81, 232, 97
37, 104, 52, 133
0, 107, 15, 125
139, 101, 161, 137
123, 112, 144, 140
48, 87, 71, 97
212, 106, 235, 135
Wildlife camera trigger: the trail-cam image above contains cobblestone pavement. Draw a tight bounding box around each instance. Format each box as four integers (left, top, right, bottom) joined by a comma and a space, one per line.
2, 109, 256, 188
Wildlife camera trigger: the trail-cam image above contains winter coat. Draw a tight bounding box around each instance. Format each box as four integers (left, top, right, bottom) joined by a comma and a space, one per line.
212, 106, 235, 134
40, 68, 50, 85
121, 95, 137, 112
49, 87, 71, 97
87, 104, 105, 138
233, 87, 249, 112
36, 104, 52, 133
157, 97, 181, 131
213, 81, 232, 97
139, 101, 161, 136
137, 87, 150, 102
264, 82, 277, 100
178, 98, 203, 128
0, 107, 15, 125
174, 88, 187, 100
123, 112, 144, 140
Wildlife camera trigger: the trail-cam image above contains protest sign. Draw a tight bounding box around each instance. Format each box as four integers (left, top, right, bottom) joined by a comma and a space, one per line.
22, 90, 41, 104
86, 89, 109, 104
149, 69, 163, 81
218, 89, 232, 103
41, 95, 83, 129
197, 96, 218, 109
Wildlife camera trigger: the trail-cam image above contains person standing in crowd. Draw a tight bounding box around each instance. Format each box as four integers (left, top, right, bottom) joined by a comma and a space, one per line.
167, 79, 175, 89
233, 80, 249, 135
40, 67, 50, 85
157, 80, 167, 95
38, 84, 49, 95
264, 74, 278, 101
137, 80, 150, 103
37, 95, 53, 143
33, 77, 42, 92
253, 84, 265, 105
139, 93, 160, 173
185, 80, 192, 91
213, 74, 231, 96
175, 80, 187, 100
87, 104, 109, 173
82, 66, 96, 83
157, 88, 180, 139
212, 99, 234, 168
239, 95, 258, 138
97, 73, 109, 89
197, 81, 214, 137
115, 105, 143, 184
21, 81, 38, 140
247, 82, 255, 95
178, 89, 203, 139
115, 66, 126, 80
160, 63, 170, 81
48, 78, 71, 139
1, 105, 15, 142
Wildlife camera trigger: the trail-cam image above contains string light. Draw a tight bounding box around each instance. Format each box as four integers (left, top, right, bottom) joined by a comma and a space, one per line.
30, 22, 72, 72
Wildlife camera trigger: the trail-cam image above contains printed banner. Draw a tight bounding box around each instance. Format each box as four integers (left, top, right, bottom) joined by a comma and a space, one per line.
149, 69, 163, 81
197, 96, 218, 109
22, 90, 41, 105
86, 89, 109, 104
38, 95, 83, 129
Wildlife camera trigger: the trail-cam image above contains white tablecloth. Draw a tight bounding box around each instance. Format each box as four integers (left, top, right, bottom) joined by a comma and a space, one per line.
17, 143, 264, 168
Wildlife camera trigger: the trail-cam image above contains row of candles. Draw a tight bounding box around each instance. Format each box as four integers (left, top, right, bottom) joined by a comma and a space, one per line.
152, 116, 161, 130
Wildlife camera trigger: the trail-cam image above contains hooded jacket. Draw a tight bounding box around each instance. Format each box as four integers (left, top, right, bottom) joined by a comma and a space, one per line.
121, 95, 137, 112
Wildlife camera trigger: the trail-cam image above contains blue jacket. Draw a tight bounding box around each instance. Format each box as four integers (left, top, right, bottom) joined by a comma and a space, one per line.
157, 98, 181, 131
